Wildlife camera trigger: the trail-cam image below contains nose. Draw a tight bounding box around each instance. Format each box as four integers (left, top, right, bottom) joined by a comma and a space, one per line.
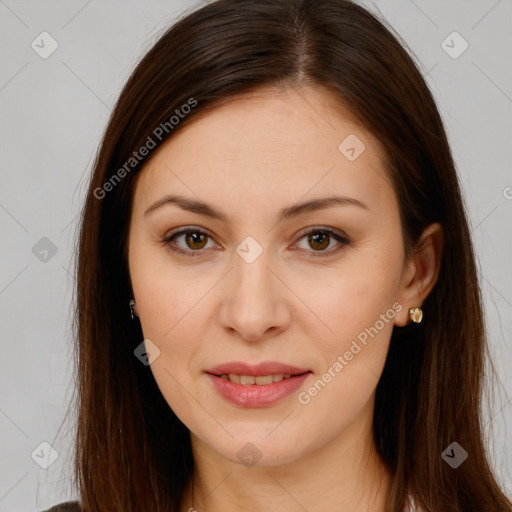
218, 248, 290, 342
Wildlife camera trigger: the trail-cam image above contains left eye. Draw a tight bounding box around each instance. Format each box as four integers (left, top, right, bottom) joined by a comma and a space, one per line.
293, 228, 349, 256
162, 227, 350, 258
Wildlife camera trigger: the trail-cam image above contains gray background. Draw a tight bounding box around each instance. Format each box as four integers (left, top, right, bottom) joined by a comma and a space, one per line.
0, 0, 511, 510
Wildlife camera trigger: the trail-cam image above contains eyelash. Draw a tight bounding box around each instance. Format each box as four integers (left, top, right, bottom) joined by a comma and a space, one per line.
161, 226, 350, 259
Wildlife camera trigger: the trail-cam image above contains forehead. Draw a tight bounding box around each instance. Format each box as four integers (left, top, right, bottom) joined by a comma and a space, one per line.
132, 85, 394, 219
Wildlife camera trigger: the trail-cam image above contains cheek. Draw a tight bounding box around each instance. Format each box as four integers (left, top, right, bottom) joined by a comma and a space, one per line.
129, 235, 205, 333
133, 271, 210, 364
128, 244, 196, 389
291, 242, 403, 401
296, 250, 401, 343
129, 250, 212, 423
292, 271, 399, 440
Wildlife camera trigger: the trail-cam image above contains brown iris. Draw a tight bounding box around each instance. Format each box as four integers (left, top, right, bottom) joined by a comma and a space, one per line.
186, 232, 208, 250
308, 232, 330, 251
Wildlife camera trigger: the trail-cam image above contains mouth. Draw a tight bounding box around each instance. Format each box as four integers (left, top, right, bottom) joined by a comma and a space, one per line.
204, 361, 312, 407
211, 372, 309, 385
205, 361, 311, 381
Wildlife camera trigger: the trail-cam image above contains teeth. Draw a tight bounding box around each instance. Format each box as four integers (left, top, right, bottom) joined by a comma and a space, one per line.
219, 373, 296, 385
255, 375, 273, 385
240, 375, 255, 385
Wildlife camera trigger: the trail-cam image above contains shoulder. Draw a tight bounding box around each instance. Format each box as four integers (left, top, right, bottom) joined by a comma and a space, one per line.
41, 501, 82, 512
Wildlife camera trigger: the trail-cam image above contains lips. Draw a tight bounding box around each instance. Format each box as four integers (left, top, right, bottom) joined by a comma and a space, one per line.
205, 361, 312, 408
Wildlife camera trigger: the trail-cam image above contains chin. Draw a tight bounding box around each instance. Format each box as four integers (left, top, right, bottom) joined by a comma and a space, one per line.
203, 434, 306, 468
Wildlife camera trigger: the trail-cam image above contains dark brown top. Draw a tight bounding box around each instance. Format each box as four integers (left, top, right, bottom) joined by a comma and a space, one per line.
42, 501, 81, 512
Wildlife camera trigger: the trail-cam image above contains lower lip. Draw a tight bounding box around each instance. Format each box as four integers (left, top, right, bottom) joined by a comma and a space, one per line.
206, 372, 311, 408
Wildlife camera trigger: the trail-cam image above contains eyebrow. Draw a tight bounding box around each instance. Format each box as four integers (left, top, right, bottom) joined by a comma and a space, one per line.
143, 194, 370, 222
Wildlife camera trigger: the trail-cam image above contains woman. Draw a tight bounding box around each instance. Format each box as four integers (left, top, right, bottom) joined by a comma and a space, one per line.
45, 0, 512, 511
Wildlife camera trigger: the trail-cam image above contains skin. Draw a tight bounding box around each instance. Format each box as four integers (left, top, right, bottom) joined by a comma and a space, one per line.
127, 84, 443, 512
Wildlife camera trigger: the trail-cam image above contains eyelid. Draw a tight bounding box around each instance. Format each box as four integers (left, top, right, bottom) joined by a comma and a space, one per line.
294, 225, 348, 241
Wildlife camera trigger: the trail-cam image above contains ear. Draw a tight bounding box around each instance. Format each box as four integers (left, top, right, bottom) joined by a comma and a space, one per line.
394, 222, 444, 327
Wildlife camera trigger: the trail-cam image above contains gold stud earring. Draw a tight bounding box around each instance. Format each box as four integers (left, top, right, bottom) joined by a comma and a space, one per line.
408, 307, 423, 323
129, 299, 136, 319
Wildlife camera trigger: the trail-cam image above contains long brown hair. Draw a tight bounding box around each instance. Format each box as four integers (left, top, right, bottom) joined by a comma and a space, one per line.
71, 0, 512, 510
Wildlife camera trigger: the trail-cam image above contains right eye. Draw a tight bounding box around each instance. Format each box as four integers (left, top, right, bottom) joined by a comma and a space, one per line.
162, 228, 217, 257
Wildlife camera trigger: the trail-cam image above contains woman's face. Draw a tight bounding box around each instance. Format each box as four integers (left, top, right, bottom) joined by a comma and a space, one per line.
128, 85, 416, 466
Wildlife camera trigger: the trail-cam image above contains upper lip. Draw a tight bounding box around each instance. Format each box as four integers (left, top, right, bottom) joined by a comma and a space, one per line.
205, 361, 311, 377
